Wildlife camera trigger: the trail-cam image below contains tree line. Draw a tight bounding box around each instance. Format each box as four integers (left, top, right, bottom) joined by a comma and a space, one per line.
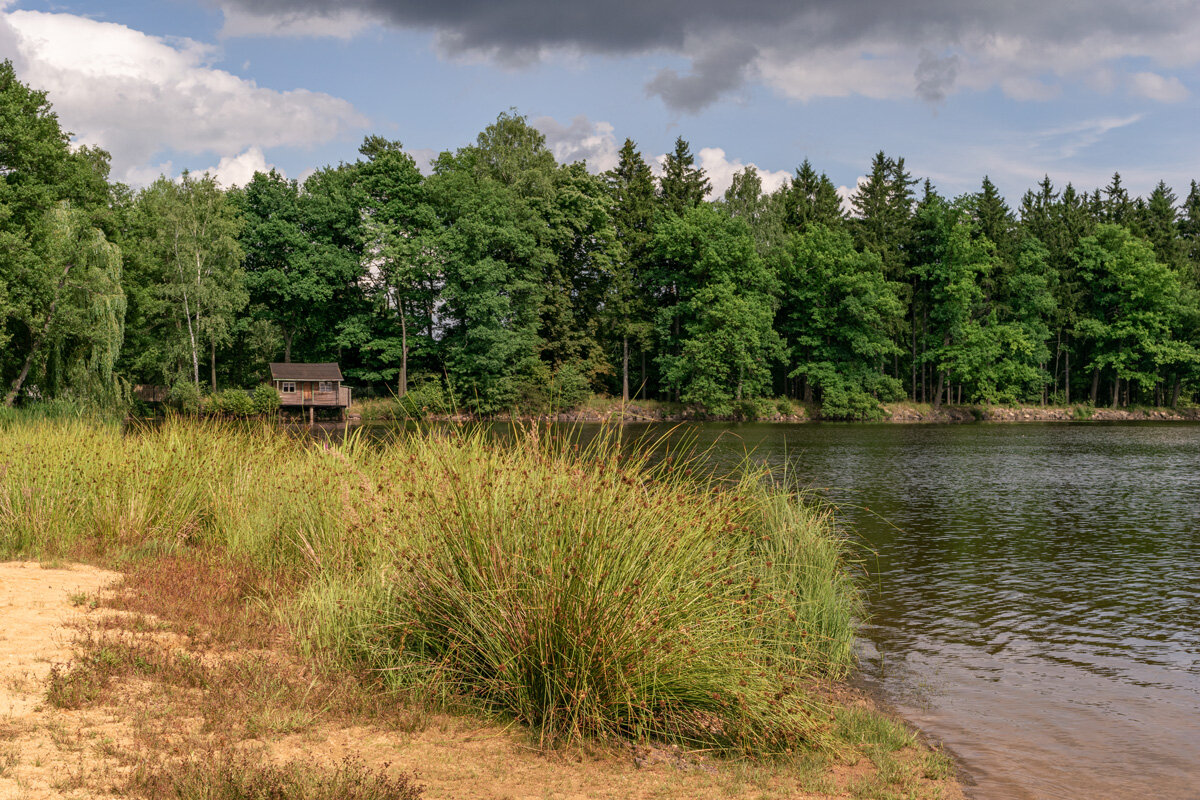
4, 61, 1200, 418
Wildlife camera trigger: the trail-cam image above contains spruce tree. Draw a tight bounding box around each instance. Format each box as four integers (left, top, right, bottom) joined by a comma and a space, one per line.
784, 159, 845, 233
658, 136, 710, 216
605, 139, 657, 400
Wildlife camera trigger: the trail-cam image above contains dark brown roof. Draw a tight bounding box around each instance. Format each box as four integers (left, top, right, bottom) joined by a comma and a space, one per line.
269, 363, 343, 382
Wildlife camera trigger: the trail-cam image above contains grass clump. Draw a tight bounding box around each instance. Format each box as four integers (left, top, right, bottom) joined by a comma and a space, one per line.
2, 417, 862, 759
145, 753, 422, 800
300, 429, 860, 755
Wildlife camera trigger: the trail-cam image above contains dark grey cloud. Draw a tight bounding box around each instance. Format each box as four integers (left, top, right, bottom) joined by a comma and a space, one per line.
645, 42, 758, 113
219, 0, 1200, 110
915, 50, 961, 105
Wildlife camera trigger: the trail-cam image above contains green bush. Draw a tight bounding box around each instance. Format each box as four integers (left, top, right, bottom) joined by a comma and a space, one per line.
251, 384, 281, 416
167, 381, 202, 414
211, 389, 255, 418
399, 380, 452, 418
775, 397, 796, 416
547, 363, 591, 412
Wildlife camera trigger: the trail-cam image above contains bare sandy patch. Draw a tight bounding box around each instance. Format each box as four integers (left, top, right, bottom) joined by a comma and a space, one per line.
0, 561, 122, 799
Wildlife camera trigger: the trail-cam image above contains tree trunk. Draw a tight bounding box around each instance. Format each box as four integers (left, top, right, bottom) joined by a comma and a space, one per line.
211, 339, 217, 393
1171, 376, 1182, 408
398, 309, 408, 398
4, 261, 74, 407
1090, 367, 1100, 405
910, 316, 917, 400
1064, 348, 1070, 405
933, 370, 946, 409
283, 329, 293, 363
1053, 331, 1062, 400
622, 335, 630, 403
1111, 376, 1120, 408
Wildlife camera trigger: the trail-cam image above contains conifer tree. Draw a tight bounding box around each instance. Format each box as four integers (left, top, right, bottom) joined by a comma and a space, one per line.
784, 159, 845, 233
658, 136, 710, 216
605, 139, 657, 400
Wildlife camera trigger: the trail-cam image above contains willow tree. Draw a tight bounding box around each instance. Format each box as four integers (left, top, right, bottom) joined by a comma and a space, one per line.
4, 203, 125, 406
1, 60, 123, 406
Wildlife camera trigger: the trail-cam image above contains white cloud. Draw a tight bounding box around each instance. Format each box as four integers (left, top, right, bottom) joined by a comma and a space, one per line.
1037, 115, 1144, 159
1129, 71, 1189, 102
1, 8, 367, 185
533, 114, 620, 172
695, 147, 789, 198
218, 5, 373, 39
751, 19, 1200, 107
756, 42, 913, 102
405, 147, 439, 174
838, 176, 869, 216
198, 146, 274, 188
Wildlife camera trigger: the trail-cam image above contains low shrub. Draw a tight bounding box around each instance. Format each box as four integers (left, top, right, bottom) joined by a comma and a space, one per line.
252, 384, 281, 416
211, 389, 255, 418
168, 381, 201, 414
398, 380, 453, 418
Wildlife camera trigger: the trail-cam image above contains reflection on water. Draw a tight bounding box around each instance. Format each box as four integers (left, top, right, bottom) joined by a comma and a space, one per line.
334, 420, 1200, 799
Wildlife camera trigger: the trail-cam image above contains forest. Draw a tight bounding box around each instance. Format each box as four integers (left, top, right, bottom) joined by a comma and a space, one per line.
4, 60, 1200, 419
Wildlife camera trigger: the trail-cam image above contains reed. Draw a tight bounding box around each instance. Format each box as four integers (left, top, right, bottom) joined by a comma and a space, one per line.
0, 416, 861, 756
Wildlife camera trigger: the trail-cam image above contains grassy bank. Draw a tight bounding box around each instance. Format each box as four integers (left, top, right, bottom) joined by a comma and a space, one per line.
0, 416, 862, 757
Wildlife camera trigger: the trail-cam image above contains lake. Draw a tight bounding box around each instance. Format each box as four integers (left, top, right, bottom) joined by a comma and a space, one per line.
564, 421, 1200, 800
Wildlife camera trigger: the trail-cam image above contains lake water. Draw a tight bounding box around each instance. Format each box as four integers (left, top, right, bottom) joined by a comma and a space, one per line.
563, 422, 1200, 800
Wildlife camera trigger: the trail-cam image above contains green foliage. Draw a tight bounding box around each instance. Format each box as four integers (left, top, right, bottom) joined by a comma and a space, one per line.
9, 62, 1200, 416
777, 225, 904, 420
658, 136, 711, 216
398, 378, 454, 418
209, 389, 255, 418
132, 172, 246, 392
1, 61, 124, 408
168, 380, 202, 414
653, 206, 783, 414
251, 384, 281, 415
1074, 224, 1195, 402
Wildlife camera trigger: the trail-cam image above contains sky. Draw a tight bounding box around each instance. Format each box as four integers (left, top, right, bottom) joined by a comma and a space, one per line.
1, 0, 1198, 204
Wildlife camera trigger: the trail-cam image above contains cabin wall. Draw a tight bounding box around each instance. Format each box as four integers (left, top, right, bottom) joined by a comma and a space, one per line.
273, 379, 348, 407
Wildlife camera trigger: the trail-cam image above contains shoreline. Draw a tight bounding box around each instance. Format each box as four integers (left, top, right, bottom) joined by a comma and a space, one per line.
348, 401, 1200, 425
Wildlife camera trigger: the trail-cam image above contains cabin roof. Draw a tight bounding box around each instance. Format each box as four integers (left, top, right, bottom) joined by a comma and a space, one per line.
269, 362, 343, 382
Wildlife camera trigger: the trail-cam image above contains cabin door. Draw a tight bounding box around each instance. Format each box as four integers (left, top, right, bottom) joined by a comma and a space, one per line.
303, 382, 312, 400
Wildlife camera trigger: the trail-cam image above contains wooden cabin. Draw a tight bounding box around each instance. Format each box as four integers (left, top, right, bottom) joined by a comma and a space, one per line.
269, 363, 351, 420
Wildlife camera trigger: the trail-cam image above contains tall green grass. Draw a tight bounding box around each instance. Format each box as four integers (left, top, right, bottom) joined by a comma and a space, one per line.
0, 417, 861, 756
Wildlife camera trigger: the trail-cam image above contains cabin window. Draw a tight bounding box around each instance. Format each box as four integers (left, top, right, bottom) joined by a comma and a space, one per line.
280, 381, 296, 393
318, 381, 334, 393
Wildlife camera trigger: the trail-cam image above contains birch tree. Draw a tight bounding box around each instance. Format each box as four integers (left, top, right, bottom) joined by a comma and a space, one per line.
137, 172, 245, 392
